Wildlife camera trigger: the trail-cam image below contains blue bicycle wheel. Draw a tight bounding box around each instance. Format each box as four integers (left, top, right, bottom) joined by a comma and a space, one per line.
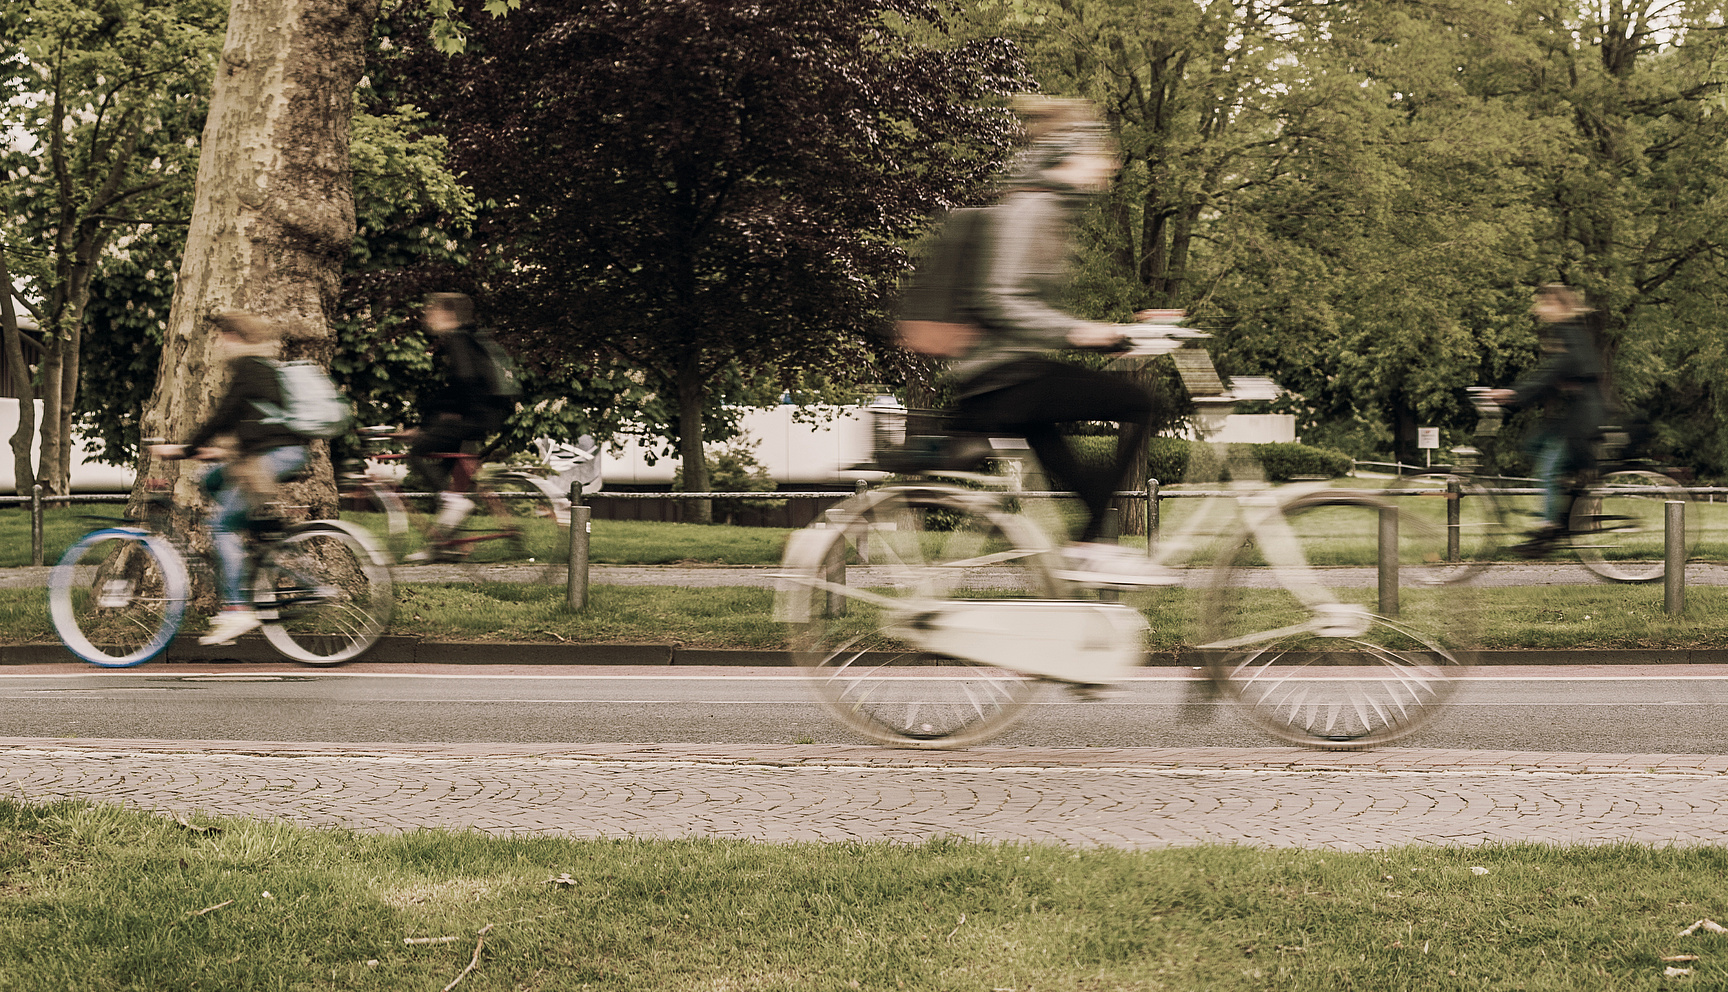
48, 528, 189, 667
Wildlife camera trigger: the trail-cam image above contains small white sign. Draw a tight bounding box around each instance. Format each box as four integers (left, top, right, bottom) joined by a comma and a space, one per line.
1417, 427, 1440, 449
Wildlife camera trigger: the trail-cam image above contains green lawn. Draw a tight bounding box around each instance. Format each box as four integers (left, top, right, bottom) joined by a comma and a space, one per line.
7, 582, 1728, 652
3, 799, 1727, 991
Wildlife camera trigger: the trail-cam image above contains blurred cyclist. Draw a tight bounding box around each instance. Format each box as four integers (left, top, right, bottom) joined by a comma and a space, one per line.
403, 293, 511, 558
149, 312, 309, 645
937, 96, 1164, 588
1485, 283, 1607, 555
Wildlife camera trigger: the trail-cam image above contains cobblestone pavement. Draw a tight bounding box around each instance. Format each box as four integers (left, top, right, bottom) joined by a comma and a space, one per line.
5, 738, 1728, 850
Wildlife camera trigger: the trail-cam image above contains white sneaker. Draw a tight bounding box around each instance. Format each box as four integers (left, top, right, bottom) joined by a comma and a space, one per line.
433, 493, 476, 531
199, 609, 262, 645
1055, 542, 1177, 589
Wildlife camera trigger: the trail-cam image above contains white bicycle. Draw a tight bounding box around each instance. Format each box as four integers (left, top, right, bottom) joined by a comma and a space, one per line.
776, 339, 1477, 750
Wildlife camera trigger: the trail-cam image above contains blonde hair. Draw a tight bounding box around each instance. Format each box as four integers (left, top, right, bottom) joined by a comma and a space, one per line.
210, 311, 280, 358
1535, 283, 1590, 316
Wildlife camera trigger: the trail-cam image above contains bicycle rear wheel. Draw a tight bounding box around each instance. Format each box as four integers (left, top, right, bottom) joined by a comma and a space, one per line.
1570, 471, 1694, 583
1201, 492, 1476, 749
256, 522, 394, 664
49, 528, 189, 668
780, 487, 1059, 748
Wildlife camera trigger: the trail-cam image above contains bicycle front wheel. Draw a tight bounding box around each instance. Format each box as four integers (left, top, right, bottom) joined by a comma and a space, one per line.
781, 487, 1058, 748
1201, 492, 1476, 749
1571, 471, 1694, 583
256, 522, 395, 664
49, 528, 189, 668
1403, 474, 1514, 581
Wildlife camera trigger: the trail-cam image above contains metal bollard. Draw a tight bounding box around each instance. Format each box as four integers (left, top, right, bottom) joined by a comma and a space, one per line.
30, 482, 44, 567
1378, 505, 1399, 617
566, 481, 590, 610
1145, 480, 1160, 558
824, 539, 847, 618
854, 478, 869, 565
1446, 478, 1461, 563
1665, 500, 1685, 617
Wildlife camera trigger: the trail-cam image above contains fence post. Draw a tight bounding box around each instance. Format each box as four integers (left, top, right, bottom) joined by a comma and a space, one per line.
31, 482, 44, 567
566, 481, 590, 610
1378, 504, 1399, 617
1665, 500, 1685, 617
1145, 480, 1160, 558
1446, 477, 1461, 563
854, 478, 869, 565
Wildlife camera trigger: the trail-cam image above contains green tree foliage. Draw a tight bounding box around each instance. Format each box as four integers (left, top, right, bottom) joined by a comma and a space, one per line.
0, 0, 224, 492
381, 0, 1028, 517
970, 0, 1728, 474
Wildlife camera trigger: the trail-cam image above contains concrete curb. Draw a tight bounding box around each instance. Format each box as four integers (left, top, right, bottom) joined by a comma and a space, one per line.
6, 639, 1728, 668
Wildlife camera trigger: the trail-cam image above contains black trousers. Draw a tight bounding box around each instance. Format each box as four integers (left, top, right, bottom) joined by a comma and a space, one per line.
409, 407, 507, 493
955, 358, 1156, 543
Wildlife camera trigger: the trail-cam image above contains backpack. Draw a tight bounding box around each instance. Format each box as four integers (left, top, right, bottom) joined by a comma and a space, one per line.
894, 207, 993, 358
255, 360, 353, 440
470, 328, 523, 400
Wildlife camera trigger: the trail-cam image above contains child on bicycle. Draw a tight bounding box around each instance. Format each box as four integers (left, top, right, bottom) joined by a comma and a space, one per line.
148, 312, 309, 645
920, 96, 1165, 588
1484, 283, 1607, 556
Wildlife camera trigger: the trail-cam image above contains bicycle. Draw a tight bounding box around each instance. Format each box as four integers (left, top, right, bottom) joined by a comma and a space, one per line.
775, 339, 1477, 751
49, 473, 395, 668
1401, 388, 1697, 583
337, 427, 571, 583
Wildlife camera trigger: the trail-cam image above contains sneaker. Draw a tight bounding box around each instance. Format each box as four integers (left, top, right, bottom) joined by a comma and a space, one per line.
1055, 542, 1177, 589
199, 609, 261, 646
433, 493, 476, 531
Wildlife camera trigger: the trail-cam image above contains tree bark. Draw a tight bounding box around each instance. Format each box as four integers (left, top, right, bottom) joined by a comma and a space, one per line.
675, 355, 713, 525
140, 0, 378, 520
0, 250, 33, 495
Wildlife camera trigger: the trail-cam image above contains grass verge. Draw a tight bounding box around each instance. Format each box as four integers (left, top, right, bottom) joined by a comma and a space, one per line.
3, 799, 1727, 990
7, 584, 1728, 651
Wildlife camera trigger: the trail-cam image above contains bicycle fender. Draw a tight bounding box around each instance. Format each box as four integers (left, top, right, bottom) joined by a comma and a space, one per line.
285, 519, 394, 566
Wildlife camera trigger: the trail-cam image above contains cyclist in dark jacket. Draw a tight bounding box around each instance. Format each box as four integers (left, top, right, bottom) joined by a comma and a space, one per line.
406, 293, 512, 547
1487, 283, 1607, 553
149, 312, 308, 645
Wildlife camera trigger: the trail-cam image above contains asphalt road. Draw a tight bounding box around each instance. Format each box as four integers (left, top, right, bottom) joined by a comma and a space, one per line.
5, 663, 1728, 753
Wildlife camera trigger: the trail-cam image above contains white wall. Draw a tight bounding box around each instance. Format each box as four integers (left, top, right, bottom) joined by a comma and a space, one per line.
1206, 413, 1297, 445
603, 405, 888, 486
0, 398, 137, 493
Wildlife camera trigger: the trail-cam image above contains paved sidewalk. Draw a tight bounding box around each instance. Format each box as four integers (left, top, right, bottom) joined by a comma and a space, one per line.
5, 739, 1728, 851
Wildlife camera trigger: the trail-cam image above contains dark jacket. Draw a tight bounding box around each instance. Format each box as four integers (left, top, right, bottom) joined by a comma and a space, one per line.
424, 325, 512, 421
1506, 317, 1606, 442
186, 355, 304, 455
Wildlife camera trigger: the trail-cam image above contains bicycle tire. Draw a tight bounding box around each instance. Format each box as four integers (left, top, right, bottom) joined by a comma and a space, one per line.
256, 521, 395, 665
1571, 470, 1694, 583
781, 487, 1058, 748
338, 479, 410, 562
49, 528, 189, 668
1201, 491, 1476, 749
1401, 474, 1515, 582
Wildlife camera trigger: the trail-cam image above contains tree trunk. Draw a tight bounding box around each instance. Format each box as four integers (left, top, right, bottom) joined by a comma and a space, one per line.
140, 0, 378, 520
0, 251, 33, 495
676, 355, 712, 525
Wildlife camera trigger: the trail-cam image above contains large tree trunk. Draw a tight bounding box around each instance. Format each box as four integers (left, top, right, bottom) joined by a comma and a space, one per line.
675, 356, 713, 525
1, 251, 35, 495
140, 0, 377, 522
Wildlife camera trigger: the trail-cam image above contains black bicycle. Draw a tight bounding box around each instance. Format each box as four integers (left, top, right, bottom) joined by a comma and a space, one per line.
1403, 388, 1697, 583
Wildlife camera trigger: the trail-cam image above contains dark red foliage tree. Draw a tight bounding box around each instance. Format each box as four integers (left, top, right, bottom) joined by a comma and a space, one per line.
387, 0, 1026, 515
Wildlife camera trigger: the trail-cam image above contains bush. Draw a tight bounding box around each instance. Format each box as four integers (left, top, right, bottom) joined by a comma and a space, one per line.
1146, 437, 1353, 485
